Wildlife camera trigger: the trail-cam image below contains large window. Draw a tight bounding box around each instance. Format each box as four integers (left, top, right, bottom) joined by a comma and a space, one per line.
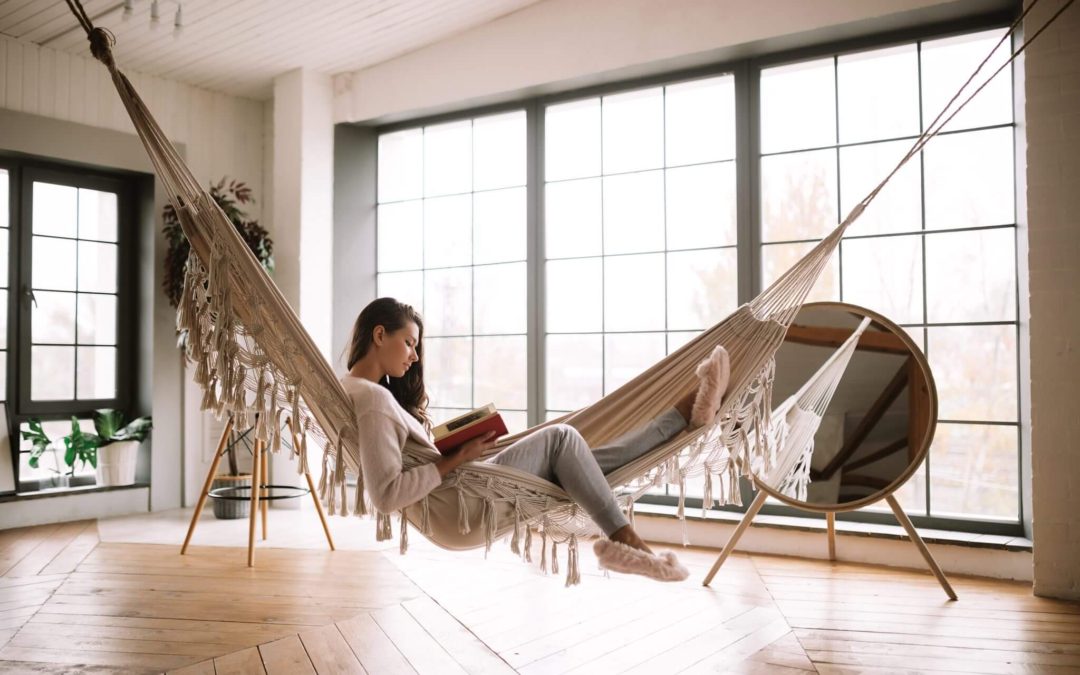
1, 158, 137, 491
376, 111, 530, 433
757, 28, 1019, 523
373, 21, 1023, 532
543, 76, 738, 421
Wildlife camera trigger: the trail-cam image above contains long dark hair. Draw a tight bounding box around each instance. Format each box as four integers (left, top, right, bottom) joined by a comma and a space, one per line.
346, 298, 431, 432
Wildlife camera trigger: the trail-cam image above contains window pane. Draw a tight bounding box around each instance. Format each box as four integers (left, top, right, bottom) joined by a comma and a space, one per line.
377, 201, 423, 272
762, 242, 839, 303
474, 335, 527, 410
839, 140, 922, 236
603, 87, 664, 174
667, 331, 697, 355
545, 178, 602, 259
77, 346, 116, 399
0, 290, 6, 350
474, 262, 526, 335
602, 171, 664, 255
924, 128, 1014, 230
78, 188, 118, 242
546, 98, 601, 181
424, 120, 471, 197
429, 407, 466, 427
378, 129, 423, 202
0, 228, 7, 283
474, 187, 525, 265
424, 337, 472, 408
473, 111, 525, 191
930, 423, 1017, 520
33, 182, 78, 238
841, 235, 924, 324
761, 58, 836, 153
546, 258, 602, 333
667, 248, 738, 331
929, 325, 1017, 422
376, 271, 423, 310
605, 332, 665, 393
546, 334, 602, 410
666, 162, 736, 249
926, 228, 1016, 323
837, 44, 920, 143
0, 356, 6, 402
423, 268, 471, 336
605, 253, 664, 332
31, 346, 74, 400
32, 291, 76, 344
32, 236, 77, 291
922, 29, 1012, 133
423, 195, 471, 268
501, 410, 528, 435
77, 294, 117, 345
761, 149, 838, 243
665, 75, 735, 166
77, 241, 117, 293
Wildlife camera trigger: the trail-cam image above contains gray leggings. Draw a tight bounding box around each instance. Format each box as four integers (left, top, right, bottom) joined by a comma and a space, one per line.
485, 408, 687, 536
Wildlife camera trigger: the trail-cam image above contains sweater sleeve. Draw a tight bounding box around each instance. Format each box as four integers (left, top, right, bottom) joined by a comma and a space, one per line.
356, 409, 442, 513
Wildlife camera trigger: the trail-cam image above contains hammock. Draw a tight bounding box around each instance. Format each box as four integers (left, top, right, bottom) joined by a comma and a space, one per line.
62, 0, 1065, 585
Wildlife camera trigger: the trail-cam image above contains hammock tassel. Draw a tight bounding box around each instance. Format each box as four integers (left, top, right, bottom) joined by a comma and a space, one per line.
677, 470, 687, 521
539, 529, 548, 573
565, 535, 580, 587
399, 511, 409, 555
336, 440, 351, 517
523, 526, 533, 563
702, 470, 714, 518
482, 498, 497, 558
353, 467, 368, 517
376, 512, 393, 541
509, 500, 522, 556
551, 540, 559, 576
456, 484, 471, 535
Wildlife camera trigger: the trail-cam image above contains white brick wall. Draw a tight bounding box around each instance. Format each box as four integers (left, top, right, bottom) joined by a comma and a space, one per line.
1026, 0, 1080, 601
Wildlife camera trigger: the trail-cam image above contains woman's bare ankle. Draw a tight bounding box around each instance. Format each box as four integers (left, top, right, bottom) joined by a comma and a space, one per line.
609, 525, 653, 555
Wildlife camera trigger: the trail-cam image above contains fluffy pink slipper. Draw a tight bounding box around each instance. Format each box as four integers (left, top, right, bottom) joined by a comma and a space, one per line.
690, 345, 731, 427
594, 539, 689, 582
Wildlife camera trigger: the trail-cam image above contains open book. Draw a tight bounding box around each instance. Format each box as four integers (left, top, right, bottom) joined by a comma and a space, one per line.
432, 404, 508, 454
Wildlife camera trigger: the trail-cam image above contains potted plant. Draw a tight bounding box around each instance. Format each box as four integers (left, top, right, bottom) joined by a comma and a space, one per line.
162, 177, 274, 309
22, 420, 75, 489
211, 427, 252, 520
91, 409, 153, 487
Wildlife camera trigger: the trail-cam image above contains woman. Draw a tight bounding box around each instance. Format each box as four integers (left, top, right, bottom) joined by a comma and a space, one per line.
340, 298, 730, 582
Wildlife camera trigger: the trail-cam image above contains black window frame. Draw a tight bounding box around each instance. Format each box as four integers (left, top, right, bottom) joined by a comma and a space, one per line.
1, 153, 141, 491
366, 9, 1024, 536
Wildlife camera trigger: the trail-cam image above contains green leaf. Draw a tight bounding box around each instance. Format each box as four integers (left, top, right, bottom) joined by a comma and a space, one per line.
93, 409, 122, 439
63, 439, 76, 468
113, 416, 153, 442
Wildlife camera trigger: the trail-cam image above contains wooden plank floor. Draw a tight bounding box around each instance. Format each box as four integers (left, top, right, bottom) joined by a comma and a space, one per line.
1, 519, 1079, 674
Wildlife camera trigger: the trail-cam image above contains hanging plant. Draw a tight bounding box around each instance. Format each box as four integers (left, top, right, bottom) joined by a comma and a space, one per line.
162, 177, 274, 308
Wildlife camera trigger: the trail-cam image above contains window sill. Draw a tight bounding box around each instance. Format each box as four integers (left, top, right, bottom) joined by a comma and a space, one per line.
633, 503, 1033, 552
0, 482, 150, 504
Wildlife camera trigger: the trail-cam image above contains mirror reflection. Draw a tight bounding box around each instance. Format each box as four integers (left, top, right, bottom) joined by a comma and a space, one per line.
758, 302, 934, 507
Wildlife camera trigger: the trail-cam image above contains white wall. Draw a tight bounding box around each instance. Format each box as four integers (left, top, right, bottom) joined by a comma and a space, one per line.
1025, 0, 1080, 601
0, 35, 265, 519
333, 0, 983, 123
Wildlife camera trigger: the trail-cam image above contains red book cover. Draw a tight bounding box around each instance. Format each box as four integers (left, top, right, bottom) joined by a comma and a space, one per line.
434, 413, 508, 454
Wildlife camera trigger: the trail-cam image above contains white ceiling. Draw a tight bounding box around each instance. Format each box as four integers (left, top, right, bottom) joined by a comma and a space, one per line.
0, 0, 544, 99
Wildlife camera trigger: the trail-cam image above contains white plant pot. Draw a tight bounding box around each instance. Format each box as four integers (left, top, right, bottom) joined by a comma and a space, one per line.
96, 440, 140, 486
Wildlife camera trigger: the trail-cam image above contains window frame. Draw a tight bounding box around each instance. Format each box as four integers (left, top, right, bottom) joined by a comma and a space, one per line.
369, 9, 1025, 536
1, 153, 141, 489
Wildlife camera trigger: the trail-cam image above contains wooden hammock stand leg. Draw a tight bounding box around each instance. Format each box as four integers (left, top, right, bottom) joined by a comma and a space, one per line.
180, 414, 336, 567
702, 491, 957, 600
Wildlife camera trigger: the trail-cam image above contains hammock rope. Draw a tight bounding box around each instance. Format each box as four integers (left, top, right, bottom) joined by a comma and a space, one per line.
62, 0, 1070, 585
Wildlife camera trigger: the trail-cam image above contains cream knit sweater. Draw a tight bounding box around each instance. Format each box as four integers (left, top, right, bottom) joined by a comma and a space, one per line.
340, 375, 441, 513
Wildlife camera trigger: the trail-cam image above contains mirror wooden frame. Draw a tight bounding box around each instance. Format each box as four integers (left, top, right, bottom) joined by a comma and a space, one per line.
701, 301, 956, 599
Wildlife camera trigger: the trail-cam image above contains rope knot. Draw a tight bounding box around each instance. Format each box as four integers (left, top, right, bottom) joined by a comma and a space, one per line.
88, 27, 116, 68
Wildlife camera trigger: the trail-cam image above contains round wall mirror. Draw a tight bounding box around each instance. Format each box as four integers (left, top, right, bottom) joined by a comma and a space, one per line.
753, 301, 937, 512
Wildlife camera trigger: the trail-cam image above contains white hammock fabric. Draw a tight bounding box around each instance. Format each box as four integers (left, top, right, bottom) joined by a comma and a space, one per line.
62, 0, 1062, 585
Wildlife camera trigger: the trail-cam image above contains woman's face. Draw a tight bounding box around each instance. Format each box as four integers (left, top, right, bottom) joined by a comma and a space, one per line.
378, 321, 420, 379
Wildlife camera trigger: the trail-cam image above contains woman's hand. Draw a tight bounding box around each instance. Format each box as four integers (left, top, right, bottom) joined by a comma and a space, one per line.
435, 430, 500, 477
